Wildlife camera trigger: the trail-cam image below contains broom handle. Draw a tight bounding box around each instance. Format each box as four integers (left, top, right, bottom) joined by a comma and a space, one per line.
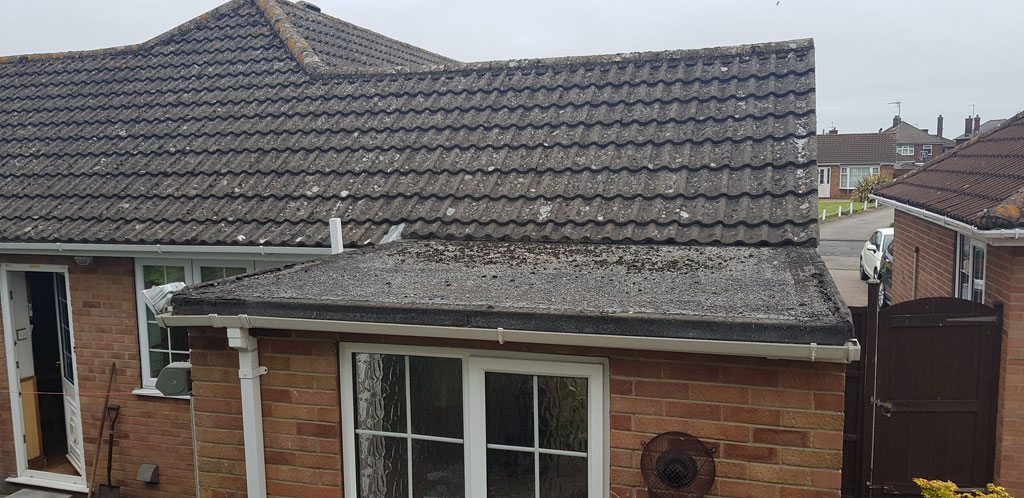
86, 361, 116, 498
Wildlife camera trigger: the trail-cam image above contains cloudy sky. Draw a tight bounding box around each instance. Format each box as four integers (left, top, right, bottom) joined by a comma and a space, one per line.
2, 0, 1019, 136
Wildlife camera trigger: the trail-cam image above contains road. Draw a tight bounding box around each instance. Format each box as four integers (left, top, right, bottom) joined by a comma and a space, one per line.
817, 206, 894, 307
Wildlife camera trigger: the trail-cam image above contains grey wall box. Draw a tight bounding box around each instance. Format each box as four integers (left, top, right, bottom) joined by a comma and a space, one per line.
137, 463, 159, 484
155, 361, 192, 396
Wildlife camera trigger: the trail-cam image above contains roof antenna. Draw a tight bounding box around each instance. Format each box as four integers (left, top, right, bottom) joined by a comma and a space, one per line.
888, 100, 902, 118
971, 103, 976, 117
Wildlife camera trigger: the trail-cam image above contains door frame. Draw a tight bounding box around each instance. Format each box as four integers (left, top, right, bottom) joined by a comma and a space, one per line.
818, 166, 832, 198
0, 264, 88, 492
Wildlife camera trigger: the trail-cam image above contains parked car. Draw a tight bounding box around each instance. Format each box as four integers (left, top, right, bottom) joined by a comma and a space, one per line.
860, 227, 894, 280
877, 237, 894, 307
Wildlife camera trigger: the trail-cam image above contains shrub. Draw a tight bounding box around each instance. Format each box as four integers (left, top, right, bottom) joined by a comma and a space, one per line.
914, 478, 1013, 498
851, 171, 891, 203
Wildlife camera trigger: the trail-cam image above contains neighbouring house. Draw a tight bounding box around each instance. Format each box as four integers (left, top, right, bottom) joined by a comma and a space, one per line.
884, 115, 955, 170
0, 1, 859, 497
816, 129, 896, 199
873, 110, 1024, 495
954, 115, 1006, 146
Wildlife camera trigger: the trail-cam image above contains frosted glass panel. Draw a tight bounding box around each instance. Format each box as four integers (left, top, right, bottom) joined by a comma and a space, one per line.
485, 372, 533, 447
412, 439, 464, 498
355, 353, 407, 433
410, 356, 462, 438
486, 449, 534, 498
538, 376, 588, 452
357, 434, 408, 498
539, 453, 587, 498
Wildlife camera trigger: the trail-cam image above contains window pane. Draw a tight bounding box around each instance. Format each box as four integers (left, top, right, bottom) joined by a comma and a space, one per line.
412, 439, 464, 498
354, 353, 407, 433
171, 353, 190, 364
538, 376, 588, 452
200, 267, 224, 282
224, 266, 248, 278
486, 449, 534, 498
148, 319, 168, 350
165, 266, 185, 283
357, 434, 408, 498
539, 453, 587, 498
410, 356, 463, 438
486, 372, 534, 447
170, 326, 189, 351
149, 351, 170, 378
143, 266, 165, 288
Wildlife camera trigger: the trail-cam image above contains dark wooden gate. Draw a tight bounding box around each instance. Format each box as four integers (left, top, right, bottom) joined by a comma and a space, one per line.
843, 288, 1002, 497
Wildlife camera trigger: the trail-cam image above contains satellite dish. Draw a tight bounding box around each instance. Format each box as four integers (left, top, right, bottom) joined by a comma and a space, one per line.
141, 282, 186, 315
641, 431, 716, 498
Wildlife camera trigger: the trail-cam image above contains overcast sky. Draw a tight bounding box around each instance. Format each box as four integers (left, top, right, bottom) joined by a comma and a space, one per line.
2, 0, 1020, 137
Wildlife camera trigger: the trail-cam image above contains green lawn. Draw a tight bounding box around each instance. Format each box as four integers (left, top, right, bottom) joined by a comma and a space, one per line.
818, 200, 881, 222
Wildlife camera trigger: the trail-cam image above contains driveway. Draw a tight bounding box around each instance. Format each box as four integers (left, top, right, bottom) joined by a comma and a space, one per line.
817, 206, 894, 307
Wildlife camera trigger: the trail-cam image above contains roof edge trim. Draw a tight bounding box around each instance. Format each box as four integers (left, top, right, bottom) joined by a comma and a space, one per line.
158, 312, 861, 363
872, 194, 1024, 245
0, 0, 250, 65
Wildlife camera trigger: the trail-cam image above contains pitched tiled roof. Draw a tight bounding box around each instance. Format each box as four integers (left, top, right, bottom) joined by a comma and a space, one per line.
817, 132, 895, 164
875, 111, 1024, 228
0, 0, 818, 248
885, 121, 955, 147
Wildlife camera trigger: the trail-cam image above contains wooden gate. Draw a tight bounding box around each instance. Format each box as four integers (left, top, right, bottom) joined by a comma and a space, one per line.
843, 287, 1002, 497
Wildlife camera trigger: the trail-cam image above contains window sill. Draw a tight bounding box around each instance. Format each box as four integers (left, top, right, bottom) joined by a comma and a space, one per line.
132, 387, 190, 400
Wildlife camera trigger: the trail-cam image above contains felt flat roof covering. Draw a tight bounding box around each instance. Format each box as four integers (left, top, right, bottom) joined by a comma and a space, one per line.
172, 240, 853, 345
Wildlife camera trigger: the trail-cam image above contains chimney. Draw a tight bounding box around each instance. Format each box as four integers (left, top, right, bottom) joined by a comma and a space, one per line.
893, 115, 901, 128
828, 127, 838, 134
937, 115, 943, 138
974, 116, 981, 134
965, 116, 973, 135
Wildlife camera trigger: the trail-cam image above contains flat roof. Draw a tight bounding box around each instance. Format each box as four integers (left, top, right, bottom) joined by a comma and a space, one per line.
171, 240, 853, 346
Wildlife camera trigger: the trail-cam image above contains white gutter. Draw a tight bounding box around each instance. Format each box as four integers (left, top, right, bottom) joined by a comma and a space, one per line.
158, 313, 861, 363
0, 242, 330, 259
872, 194, 1024, 245
226, 326, 268, 498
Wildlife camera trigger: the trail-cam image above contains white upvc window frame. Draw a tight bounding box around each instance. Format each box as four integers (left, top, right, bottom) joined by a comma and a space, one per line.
839, 165, 881, 189
955, 233, 987, 304
339, 343, 608, 498
896, 144, 915, 155
922, 144, 933, 156
134, 258, 260, 389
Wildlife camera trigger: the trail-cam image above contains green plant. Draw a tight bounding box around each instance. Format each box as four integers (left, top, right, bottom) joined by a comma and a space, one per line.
914, 478, 1014, 498
851, 171, 891, 203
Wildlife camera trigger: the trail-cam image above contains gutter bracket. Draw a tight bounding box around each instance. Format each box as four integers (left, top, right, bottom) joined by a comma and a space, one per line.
209, 314, 223, 328
239, 366, 269, 379
808, 342, 818, 362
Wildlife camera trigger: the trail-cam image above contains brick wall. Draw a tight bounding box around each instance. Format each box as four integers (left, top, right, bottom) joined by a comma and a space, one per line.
190, 328, 846, 498
0, 255, 195, 497
986, 245, 1024, 493
891, 210, 957, 302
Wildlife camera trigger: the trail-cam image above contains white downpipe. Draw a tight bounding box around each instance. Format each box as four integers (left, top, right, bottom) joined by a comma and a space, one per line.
160, 314, 861, 363
329, 218, 344, 254
226, 326, 268, 498
871, 194, 1024, 245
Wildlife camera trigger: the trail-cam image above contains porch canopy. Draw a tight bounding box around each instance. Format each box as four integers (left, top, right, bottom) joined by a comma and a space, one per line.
169, 239, 854, 348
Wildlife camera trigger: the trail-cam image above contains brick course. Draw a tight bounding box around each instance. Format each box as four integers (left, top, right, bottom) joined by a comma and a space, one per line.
190, 328, 846, 498
0, 255, 195, 497
891, 209, 957, 303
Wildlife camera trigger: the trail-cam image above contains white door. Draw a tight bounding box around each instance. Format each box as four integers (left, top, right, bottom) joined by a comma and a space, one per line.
54, 273, 85, 474
818, 167, 831, 198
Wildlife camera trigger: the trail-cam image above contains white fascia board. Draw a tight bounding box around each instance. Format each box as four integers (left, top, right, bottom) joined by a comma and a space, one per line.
0, 242, 331, 259
158, 313, 861, 363
872, 195, 1024, 246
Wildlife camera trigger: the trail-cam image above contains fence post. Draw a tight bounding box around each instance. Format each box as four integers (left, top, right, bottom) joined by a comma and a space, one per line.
849, 202, 854, 214
874, 199, 878, 208
838, 205, 843, 217
864, 200, 868, 210
822, 208, 826, 221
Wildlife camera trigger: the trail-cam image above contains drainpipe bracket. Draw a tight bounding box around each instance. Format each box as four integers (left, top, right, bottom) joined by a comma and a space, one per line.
238, 366, 268, 379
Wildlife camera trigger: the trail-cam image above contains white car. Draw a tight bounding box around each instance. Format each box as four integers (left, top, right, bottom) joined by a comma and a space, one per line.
860, 227, 894, 280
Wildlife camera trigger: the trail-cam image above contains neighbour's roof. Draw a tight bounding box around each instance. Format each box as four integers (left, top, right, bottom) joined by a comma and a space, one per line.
875, 111, 1024, 228
817, 132, 896, 164
0, 0, 819, 248
954, 119, 1007, 141
885, 121, 955, 147
172, 240, 854, 345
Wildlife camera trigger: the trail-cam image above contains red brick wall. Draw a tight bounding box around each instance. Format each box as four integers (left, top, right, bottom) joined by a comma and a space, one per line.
189, 328, 846, 498
0, 255, 195, 497
986, 245, 1024, 493
891, 210, 957, 302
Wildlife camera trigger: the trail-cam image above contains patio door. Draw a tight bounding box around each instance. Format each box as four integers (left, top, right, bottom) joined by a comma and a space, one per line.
55, 273, 85, 474
818, 167, 831, 198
